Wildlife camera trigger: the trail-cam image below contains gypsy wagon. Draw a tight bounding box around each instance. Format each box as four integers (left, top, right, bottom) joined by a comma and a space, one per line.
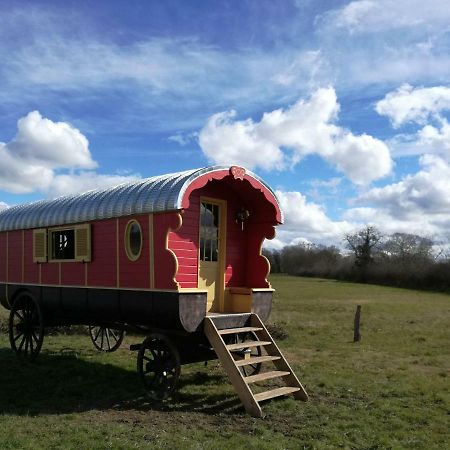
0, 165, 308, 417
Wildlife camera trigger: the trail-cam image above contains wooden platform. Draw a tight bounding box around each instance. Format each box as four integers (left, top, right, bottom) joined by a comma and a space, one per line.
204, 313, 308, 418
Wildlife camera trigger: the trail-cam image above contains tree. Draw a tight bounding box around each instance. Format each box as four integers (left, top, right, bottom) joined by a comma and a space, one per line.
382, 233, 433, 264
345, 225, 382, 273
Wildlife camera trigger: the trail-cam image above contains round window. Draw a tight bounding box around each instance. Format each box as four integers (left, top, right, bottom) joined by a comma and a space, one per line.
125, 220, 142, 261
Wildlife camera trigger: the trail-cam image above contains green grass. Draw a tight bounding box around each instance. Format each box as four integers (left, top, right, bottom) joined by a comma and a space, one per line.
0, 275, 449, 449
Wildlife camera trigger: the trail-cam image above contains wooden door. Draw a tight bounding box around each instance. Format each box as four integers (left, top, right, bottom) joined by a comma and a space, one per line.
198, 198, 226, 312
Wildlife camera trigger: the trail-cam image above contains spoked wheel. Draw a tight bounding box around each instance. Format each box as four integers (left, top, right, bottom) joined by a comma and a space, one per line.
137, 333, 181, 401
229, 331, 262, 377
8, 293, 44, 359
89, 326, 125, 352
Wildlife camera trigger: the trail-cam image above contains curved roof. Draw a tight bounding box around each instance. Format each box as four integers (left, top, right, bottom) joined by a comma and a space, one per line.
0, 166, 282, 232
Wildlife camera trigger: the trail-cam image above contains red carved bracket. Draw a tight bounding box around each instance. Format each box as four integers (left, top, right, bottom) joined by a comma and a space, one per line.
230, 166, 246, 180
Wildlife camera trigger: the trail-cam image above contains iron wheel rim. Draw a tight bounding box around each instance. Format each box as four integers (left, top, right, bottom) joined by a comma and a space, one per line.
137, 334, 181, 401
89, 326, 125, 352
9, 293, 44, 359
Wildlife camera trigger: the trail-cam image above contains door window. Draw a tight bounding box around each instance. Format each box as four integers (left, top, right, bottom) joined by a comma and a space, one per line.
200, 202, 219, 262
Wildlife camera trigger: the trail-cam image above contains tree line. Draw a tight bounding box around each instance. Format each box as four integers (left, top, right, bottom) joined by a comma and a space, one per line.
263, 226, 450, 292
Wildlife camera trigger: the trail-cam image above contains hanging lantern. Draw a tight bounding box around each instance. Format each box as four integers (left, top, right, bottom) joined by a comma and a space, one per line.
236, 207, 250, 231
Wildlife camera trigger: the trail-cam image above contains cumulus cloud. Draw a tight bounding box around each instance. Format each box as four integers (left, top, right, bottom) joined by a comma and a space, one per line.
276, 190, 352, 237
376, 84, 450, 127
341, 155, 450, 244
9, 111, 96, 169
376, 85, 450, 158
0, 202, 8, 212
261, 189, 354, 248
358, 155, 450, 218
0, 111, 139, 196
199, 87, 392, 184
0, 111, 97, 193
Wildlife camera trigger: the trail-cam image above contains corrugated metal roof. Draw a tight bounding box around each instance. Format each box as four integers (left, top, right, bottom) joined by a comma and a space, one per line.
0, 166, 281, 232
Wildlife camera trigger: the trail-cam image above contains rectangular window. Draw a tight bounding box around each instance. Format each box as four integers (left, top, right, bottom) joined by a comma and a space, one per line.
51, 229, 75, 260
48, 224, 91, 262
200, 202, 219, 262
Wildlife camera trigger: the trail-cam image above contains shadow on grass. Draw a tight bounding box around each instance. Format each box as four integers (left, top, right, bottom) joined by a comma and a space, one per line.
0, 348, 243, 417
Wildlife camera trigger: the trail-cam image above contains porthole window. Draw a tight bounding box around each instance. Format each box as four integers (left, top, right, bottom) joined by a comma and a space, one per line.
125, 220, 142, 261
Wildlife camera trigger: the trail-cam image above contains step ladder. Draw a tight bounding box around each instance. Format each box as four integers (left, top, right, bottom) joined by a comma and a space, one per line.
204, 313, 308, 418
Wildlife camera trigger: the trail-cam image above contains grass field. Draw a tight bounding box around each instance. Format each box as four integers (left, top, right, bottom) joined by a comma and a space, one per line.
0, 275, 449, 449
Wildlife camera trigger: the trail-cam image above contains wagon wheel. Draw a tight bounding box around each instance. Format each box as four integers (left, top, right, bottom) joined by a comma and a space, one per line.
8, 292, 44, 359
137, 333, 181, 401
89, 326, 125, 352
230, 331, 262, 377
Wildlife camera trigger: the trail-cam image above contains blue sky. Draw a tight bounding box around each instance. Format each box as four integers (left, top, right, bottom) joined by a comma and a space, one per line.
1, 0, 450, 249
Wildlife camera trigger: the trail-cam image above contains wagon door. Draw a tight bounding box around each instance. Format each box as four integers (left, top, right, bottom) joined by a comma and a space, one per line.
198, 199, 226, 312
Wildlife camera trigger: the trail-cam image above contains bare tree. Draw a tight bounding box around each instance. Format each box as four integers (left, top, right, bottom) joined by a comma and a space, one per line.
382, 233, 433, 264
345, 225, 382, 273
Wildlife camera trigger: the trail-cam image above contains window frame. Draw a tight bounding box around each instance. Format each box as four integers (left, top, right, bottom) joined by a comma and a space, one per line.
124, 219, 143, 262
47, 224, 91, 263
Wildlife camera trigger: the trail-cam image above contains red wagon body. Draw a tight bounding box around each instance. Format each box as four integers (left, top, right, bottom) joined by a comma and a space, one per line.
0, 165, 281, 331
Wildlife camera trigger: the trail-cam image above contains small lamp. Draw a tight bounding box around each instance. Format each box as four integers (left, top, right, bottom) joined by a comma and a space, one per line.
236, 208, 250, 231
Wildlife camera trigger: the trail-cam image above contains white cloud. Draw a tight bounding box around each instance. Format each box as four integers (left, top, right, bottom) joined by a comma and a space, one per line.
376, 85, 450, 158
343, 155, 450, 243
358, 155, 450, 217
322, 0, 450, 33
269, 190, 353, 247
199, 87, 393, 184
0, 111, 96, 193
0, 111, 139, 196
167, 132, 198, 146
0, 202, 8, 212
376, 84, 450, 127
9, 111, 96, 169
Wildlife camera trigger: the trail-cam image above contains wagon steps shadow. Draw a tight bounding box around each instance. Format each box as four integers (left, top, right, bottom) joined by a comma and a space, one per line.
0, 349, 243, 416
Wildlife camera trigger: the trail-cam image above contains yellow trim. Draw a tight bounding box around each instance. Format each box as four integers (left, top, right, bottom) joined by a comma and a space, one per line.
124, 219, 143, 262
261, 227, 275, 289
166, 213, 182, 289
198, 197, 227, 313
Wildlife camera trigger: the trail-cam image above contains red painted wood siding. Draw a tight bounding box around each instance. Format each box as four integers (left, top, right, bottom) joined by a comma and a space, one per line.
119, 215, 150, 289
0, 233, 7, 282
7, 231, 23, 283
41, 261, 59, 285
61, 262, 85, 286
87, 219, 117, 288
23, 230, 39, 284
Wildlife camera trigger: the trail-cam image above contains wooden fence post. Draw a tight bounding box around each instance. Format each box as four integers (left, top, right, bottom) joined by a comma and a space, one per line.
353, 305, 361, 342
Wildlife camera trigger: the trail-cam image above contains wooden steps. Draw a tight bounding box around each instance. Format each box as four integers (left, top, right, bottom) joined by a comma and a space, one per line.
226, 340, 271, 351
254, 386, 301, 402
218, 327, 263, 335
204, 314, 308, 418
245, 370, 290, 384
235, 355, 280, 366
